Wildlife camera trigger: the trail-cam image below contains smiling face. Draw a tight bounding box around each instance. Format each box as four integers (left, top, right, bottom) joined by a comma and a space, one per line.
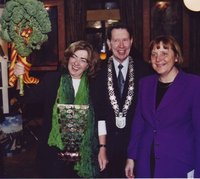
107, 28, 133, 62
151, 42, 179, 82
68, 50, 89, 79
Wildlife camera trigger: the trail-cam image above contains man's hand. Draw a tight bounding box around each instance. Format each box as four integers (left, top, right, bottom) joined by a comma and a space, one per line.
98, 147, 109, 171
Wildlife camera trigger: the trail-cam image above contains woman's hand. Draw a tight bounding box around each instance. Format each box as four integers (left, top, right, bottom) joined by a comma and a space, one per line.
14, 62, 25, 77
98, 147, 108, 171
125, 158, 135, 179
13, 62, 25, 95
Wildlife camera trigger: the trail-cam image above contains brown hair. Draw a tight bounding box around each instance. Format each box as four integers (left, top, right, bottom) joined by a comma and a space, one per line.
61, 40, 100, 78
149, 35, 183, 65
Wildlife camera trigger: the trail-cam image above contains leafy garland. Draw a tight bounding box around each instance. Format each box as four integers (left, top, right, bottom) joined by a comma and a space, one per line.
0, 0, 51, 57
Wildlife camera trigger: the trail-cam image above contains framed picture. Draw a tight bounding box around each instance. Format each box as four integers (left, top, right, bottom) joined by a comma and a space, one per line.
30, 0, 65, 71
143, 0, 189, 67
29, 6, 59, 70
150, 0, 183, 44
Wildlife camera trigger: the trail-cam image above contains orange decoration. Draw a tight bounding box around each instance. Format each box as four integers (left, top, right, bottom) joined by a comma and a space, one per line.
8, 43, 39, 95
100, 52, 107, 60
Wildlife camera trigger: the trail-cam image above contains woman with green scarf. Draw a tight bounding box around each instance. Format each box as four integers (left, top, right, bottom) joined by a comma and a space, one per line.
14, 41, 100, 178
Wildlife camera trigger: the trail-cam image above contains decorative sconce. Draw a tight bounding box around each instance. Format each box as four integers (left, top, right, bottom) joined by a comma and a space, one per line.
100, 42, 107, 60
183, 0, 200, 12
155, 1, 170, 10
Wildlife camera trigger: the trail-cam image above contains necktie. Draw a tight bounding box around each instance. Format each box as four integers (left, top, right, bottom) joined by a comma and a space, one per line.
118, 64, 125, 97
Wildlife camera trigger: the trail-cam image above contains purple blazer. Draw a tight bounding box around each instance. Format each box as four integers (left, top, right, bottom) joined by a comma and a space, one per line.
128, 70, 200, 178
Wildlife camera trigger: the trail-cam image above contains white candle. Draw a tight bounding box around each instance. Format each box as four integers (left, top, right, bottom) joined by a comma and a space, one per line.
0, 55, 9, 114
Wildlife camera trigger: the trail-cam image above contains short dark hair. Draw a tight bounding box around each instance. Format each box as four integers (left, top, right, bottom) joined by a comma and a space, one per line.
106, 22, 133, 40
149, 35, 183, 65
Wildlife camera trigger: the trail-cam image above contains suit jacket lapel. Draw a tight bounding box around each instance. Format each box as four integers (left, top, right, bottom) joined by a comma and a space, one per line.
149, 76, 158, 114
157, 70, 187, 111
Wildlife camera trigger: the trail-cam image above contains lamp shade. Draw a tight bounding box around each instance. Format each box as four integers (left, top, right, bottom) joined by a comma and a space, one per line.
183, 0, 200, 11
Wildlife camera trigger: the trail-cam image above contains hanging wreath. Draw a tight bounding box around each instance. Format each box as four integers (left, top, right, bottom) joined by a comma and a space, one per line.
0, 0, 51, 95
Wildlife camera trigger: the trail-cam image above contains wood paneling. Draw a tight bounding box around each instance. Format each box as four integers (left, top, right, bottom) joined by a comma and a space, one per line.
143, 0, 150, 61
87, 9, 120, 21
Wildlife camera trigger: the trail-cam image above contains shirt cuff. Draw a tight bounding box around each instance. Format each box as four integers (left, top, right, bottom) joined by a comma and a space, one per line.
98, 120, 107, 136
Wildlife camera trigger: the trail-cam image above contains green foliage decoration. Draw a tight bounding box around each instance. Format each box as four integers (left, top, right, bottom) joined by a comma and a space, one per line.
0, 0, 51, 57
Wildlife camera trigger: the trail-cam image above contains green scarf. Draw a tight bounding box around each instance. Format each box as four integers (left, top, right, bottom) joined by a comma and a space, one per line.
48, 73, 98, 178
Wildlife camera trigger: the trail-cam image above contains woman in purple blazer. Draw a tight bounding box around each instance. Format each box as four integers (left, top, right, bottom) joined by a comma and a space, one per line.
125, 35, 200, 178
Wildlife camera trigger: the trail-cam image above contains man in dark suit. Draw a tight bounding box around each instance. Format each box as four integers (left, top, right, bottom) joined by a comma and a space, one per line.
91, 23, 152, 178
